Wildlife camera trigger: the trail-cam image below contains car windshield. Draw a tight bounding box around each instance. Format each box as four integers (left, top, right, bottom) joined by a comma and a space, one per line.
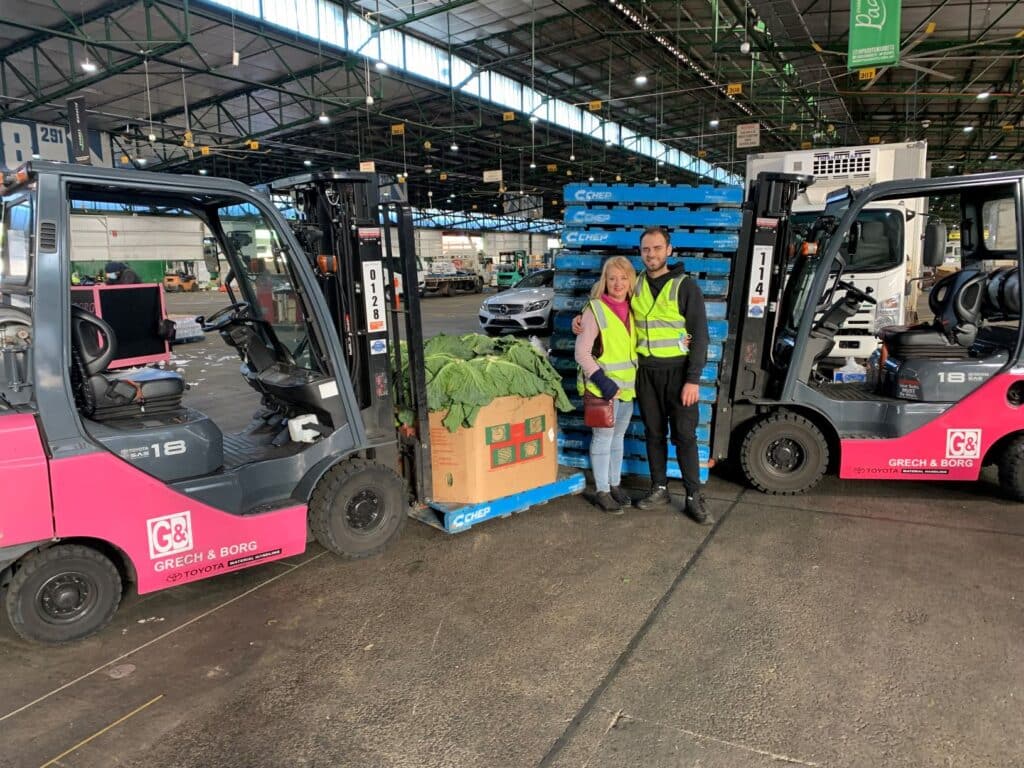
514, 271, 551, 289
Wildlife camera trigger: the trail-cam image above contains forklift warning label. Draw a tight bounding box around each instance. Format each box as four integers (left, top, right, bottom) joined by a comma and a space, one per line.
362, 260, 388, 334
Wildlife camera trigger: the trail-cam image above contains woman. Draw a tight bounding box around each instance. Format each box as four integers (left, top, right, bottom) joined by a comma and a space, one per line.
575, 256, 638, 514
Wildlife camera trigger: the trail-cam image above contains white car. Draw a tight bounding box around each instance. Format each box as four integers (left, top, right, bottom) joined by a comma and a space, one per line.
478, 269, 554, 336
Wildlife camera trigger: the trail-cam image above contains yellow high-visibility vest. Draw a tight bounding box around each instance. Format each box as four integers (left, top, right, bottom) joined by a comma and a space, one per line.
632, 273, 688, 358
577, 299, 637, 401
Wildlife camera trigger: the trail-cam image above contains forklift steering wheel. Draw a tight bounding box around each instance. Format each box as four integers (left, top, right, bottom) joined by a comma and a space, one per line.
200, 301, 252, 332
837, 279, 877, 305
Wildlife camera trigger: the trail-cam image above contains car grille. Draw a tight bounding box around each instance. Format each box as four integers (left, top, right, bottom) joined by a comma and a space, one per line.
488, 304, 524, 315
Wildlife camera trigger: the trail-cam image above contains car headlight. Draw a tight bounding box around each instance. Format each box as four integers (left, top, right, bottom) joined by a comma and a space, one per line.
525, 300, 550, 312
873, 293, 901, 332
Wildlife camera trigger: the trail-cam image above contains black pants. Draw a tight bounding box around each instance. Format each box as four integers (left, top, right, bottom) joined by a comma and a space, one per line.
636, 365, 700, 494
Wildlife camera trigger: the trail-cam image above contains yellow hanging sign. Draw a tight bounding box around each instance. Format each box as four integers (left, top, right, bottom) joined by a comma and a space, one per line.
868, 135, 882, 144
858, 68, 877, 81
727, 83, 742, 95
439, 172, 448, 181
503, 111, 515, 121
247, 140, 260, 150
546, 164, 558, 172
200, 145, 210, 156
391, 123, 405, 136
800, 140, 812, 149
588, 100, 602, 112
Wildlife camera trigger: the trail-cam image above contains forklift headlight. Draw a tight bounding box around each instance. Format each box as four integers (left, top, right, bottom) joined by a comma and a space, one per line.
525, 300, 550, 312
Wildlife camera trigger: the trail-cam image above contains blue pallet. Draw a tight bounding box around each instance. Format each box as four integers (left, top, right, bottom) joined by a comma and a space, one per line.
564, 206, 742, 229
552, 316, 726, 343
554, 274, 729, 298
414, 473, 586, 533
558, 451, 711, 484
558, 435, 711, 463
564, 183, 743, 206
561, 397, 712, 428
562, 229, 739, 252
554, 253, 732, 276
559, 416, 711, 443
553, 294, 727, 318
552, 355, 719, 385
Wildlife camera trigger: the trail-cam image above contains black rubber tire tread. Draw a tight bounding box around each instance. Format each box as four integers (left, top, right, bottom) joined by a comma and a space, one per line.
740, 411, 829, 495
5, 544, 123, 645
996, 435, 1024, 501
440, 282, 452, 297
309, 458, 408, 559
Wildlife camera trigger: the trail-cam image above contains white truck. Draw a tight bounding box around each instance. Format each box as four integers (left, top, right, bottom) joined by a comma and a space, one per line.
745, 141, 928, 359
416, 257, 484, 296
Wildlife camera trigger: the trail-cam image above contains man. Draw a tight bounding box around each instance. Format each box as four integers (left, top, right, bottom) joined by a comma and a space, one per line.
104, 261, 141, 285
574, 226, 710, 523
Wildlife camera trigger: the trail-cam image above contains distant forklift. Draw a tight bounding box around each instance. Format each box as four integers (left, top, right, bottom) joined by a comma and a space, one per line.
714, 171, 1024, 499
495, 250, 527, 289
0, 163, 430, 643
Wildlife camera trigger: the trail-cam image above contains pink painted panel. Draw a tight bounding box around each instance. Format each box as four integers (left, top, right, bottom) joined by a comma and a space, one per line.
50, 452, 307, 594
0, 413, 54, 547
841, 372, 1024, 482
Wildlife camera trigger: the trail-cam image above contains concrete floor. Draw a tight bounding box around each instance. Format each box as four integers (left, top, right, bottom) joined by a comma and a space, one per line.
1, 291, 1022, 768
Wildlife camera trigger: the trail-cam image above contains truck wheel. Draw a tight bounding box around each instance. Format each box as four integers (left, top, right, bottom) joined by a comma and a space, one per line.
440, 282, 452, 297
996, 436, 1024, 501
310, 458, 407, 559
474, 278, 483, 293
740, 411, 828, 494
5, 545, 123, 644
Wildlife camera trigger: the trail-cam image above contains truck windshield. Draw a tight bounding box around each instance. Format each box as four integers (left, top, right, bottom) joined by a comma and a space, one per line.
1, 195, 33, 287
790, 209, 903, 272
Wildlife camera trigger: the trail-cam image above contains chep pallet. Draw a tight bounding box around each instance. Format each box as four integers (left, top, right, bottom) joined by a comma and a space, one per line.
558, 452, 711, 484
563, 229, 739, 252
554, 253, 732, 275
414, 472, 586, 533
564, 206, 742, 229
563, 183, 742, 206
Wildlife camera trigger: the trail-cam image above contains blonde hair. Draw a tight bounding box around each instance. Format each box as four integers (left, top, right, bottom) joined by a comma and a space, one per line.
590, 256, 637, 299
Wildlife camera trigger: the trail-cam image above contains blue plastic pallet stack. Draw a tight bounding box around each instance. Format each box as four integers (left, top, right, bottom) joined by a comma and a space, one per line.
552, 182, 744, 484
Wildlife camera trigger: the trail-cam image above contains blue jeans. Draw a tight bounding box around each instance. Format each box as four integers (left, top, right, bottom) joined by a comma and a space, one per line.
590, 399, 634, 492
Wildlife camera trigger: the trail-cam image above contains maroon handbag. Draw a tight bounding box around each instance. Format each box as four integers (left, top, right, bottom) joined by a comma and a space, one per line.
583, 391, 615, 428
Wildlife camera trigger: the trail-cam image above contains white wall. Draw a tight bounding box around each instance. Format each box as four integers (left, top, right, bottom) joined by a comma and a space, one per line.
70, 214, 205, 263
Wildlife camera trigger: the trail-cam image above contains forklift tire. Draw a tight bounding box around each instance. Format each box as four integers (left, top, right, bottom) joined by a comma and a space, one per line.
310, 458, 407, 559
5, 545, 123, 644
740, 411, 829, 495
996, 435, 1024, 501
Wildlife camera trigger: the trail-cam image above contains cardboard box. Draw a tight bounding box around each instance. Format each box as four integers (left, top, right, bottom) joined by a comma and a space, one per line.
429, 395, 557, 504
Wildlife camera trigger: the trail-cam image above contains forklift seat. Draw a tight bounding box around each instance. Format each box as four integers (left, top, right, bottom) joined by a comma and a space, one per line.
878, 270, 987, 358
71, 305, 185, 420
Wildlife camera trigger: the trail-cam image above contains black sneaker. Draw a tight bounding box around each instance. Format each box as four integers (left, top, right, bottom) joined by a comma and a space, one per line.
609, 486, 631, 506
594, 491, 625, 515
685, 493, 713, 525
635, 485, 670, 510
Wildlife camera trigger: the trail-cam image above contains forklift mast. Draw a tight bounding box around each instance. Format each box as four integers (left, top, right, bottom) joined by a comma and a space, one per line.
271, 172, 432, 502
713, 172, 812, 463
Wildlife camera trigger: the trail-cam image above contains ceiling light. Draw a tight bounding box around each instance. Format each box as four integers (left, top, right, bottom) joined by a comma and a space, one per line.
137, 158, 147, 165
147, 133, 156, 142
977, 91, 991, 100
375, 61, 388, 71
605, 139, 613, 146
963, 125, 974, 133
318, 112, 330, 124
740, 40, 752, 55
989, 153, 998, 160
81, 59, 97, 74
198, 169, 208, 175
569, 154, 576, 161
31, 153, 40, 159
530, 162, 537, 169
709, 118, 720, 128
634, 74, 648, 86
948, 164, 956, 169
303, 159, 312, 166
588, 175, 595, 182
529, 116, 539, 123
450, 142, 458, 151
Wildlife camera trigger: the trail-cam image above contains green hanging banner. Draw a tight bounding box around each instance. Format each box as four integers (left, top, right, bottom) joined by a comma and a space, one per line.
847, 0, 902, 69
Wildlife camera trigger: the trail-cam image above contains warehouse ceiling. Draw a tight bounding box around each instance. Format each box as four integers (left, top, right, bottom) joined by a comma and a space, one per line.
2, 0, 1023, 219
